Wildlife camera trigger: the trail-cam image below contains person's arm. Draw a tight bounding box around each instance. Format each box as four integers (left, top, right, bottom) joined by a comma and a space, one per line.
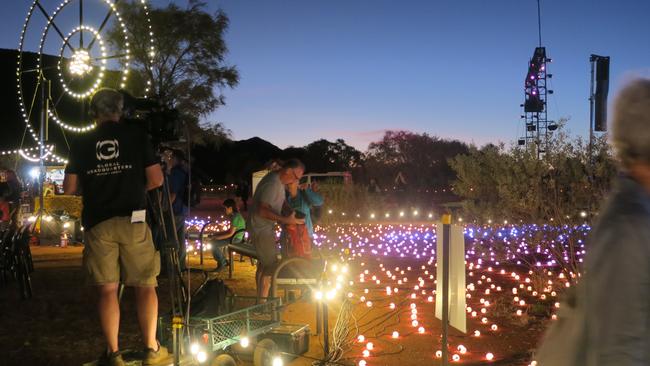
303, 187, 324, 206
142, 132, 163, 191
63, 174, 79, 195
213, 226, 237, 240
145, 164, 164, 191
257, 202, 304, 225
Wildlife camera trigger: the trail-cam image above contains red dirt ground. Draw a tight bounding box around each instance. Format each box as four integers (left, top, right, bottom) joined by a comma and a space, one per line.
0, 200, 551, 365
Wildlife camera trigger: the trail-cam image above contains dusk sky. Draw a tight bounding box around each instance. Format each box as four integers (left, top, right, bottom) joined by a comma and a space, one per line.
2, 0, 650, 150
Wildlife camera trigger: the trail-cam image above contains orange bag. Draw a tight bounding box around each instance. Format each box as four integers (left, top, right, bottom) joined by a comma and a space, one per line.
284, 224, 312, 259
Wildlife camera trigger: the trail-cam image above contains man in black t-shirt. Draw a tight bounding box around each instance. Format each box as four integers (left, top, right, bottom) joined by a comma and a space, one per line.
63, 88, 169, 366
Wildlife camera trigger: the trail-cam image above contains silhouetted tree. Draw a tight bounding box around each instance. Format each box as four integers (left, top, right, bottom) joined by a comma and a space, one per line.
302, 139, 363, 173
365, 130, 468, 189
107, 0, 239, 141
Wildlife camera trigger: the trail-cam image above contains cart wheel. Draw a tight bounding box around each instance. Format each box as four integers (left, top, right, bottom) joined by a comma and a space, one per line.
211, 353, 236, 366
253, 338, 278, 366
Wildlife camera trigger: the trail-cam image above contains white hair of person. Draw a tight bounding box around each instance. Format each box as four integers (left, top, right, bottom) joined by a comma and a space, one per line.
611, 78, 650, 168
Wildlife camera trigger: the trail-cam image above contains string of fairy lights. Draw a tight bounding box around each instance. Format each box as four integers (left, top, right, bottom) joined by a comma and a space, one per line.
10, 0, 156, 164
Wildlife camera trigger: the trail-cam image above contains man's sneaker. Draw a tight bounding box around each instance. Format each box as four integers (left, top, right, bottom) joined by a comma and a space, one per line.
99, 351, 126, 366
143, 344, 170, 365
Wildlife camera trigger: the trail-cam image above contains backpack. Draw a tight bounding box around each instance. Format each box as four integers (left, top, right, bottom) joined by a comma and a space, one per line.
190, 278, 233, 318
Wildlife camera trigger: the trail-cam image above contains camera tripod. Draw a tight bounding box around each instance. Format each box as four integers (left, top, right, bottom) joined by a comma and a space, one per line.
116, 171, 189, 366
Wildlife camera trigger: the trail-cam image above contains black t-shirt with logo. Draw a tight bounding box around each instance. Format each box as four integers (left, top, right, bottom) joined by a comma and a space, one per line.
65, 122, 158, 230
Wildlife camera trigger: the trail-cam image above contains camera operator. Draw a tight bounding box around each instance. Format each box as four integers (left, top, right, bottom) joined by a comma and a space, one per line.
63, 88, 169, 366
162, 148, 189, 271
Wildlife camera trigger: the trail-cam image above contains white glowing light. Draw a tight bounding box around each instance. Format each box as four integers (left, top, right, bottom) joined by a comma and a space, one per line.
196, 351, 207, 363
190, 343, 200, 355
240, 337, 250, 348
29, 167, 40, 179
69, 49, 92, 75
272, 357, 283, 366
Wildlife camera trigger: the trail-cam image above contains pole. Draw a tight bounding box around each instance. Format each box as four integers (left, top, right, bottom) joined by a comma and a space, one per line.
322, 301, 330, 360
537, 0, 542, 47
38, 72, 47, 219
441, 214, 451, 366
588, 55, 596, 164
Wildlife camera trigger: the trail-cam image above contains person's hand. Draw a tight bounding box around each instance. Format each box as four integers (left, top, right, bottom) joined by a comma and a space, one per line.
284, 212, 305, 225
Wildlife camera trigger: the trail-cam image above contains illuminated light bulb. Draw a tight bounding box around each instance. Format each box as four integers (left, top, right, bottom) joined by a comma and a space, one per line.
272, 357, 283, 366
411, 320, 419, 327
516, 310, 523, 316
315, 291, 323, 300
197, 351, 207, 363
366, 342, 374, 350
552, 314, 558, 320
435, 350, 442, 358
491, 324, 498, 331
427, 296, 433, 302
359, 361, 367, 366
457, 345, 467, 354
240, 337, 250, 348
392, 331, 399, 338
389, 303, 395, 310
452, 354, 460, 362
190, 343, 200, 355
357, 335, 365, 342
418, 326, 425, 334
474, 330, 481, 337
362, 349, 370, 357
486, 352, 494, 361
481, 317, 488, 324
366, 301, 373, 307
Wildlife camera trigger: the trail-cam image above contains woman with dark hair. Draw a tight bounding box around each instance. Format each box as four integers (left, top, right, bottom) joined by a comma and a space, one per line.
209, 198, 246, 272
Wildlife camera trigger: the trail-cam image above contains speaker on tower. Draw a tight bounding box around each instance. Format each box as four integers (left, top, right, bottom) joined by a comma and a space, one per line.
594, 56, 610, 132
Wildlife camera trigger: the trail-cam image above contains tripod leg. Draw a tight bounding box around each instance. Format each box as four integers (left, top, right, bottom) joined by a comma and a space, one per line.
117, 282, 125, 303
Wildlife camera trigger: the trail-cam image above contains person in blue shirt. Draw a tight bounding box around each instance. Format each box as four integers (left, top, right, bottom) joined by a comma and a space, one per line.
165, 149, 189, 271
285, 180, 324, 239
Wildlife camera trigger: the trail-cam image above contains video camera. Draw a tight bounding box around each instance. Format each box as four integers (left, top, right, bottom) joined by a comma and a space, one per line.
119, 90, 182, 146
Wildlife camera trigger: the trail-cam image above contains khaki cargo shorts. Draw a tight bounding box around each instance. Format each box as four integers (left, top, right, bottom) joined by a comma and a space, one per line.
83, 216, 160, 287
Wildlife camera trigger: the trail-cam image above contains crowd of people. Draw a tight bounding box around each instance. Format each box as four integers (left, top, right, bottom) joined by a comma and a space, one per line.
51, 76, 650, 365
57, 87, 324, 365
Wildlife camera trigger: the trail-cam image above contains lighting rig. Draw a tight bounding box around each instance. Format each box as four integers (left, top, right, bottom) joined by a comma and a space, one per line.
518, 0, 556, 158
